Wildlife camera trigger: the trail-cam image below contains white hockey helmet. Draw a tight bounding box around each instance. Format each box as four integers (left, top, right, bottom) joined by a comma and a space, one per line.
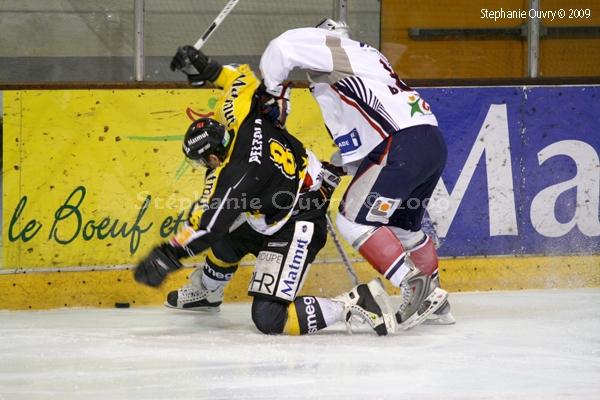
315, 18, 351, 38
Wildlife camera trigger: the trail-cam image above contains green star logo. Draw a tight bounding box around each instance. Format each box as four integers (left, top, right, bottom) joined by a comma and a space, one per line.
409, 98, 424, 117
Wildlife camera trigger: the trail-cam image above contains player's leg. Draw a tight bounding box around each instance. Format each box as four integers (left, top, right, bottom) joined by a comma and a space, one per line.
389, 167, 454, 325
388, 227, 454, 325
386, 125, 453, 325
337, 133, 421, 287
386, 126, 453, 324
337, 135, 415, 285
247, 218, 395, 335
336, 125, 450, 327
337, 203, 451, 329
164, 247, 238, 311
248, 218, 326, 333
253, 278, 395, 336
165, 220, 262, 311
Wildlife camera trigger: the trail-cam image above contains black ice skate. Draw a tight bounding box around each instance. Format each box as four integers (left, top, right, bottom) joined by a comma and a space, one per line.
164, 269, 224, 311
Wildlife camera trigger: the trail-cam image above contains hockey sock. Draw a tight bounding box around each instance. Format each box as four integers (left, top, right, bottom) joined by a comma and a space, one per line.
200, 271, 228, 292
284, 296, 343, 335
199, 252, 238, 291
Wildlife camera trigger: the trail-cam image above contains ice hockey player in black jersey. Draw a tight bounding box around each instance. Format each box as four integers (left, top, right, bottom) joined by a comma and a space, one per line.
133, 46, 397, 336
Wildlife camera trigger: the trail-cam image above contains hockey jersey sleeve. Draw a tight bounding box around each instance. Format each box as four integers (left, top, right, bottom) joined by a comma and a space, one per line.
211, 63, 261, 134
260, 28, 340, 91
169, 159, 258, 257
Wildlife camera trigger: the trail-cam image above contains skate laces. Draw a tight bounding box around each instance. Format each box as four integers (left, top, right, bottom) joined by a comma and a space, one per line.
399, 280, 413, 313
343, 304, 380, 334
343, 308, 365, 334
178, 285, 207, 302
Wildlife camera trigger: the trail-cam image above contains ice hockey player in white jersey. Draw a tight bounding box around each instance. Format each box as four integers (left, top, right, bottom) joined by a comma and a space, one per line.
260, 19, 455, 327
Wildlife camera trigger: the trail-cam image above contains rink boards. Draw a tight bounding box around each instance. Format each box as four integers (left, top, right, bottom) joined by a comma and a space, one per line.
1, 86, 599, 309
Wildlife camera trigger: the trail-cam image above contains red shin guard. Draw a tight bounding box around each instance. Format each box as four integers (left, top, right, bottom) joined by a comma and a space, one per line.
409, 236, 438, 276
358, 227, 407, 283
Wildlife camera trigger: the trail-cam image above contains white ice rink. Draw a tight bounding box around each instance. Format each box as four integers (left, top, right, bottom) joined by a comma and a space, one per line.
1, 289, 599, 400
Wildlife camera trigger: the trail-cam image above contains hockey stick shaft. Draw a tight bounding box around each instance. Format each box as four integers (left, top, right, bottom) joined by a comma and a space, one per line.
194, 0, 241, 50
326, 212, 359, 286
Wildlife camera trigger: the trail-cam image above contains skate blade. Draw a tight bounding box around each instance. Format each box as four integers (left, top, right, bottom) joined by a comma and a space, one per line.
366, 278, 398, 334
163, 301, 221, 313
400, 287, 448, 330
423, 311, 456, 325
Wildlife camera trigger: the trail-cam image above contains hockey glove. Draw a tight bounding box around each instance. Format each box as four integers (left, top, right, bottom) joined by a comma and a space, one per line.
319, 161, 345, 200
257, 82, 292, 128
170, 45, 222, 85
330, 149, 359, 176
134, 243, 183, 287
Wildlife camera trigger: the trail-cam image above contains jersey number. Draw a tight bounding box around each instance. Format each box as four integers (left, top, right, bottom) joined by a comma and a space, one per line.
379, 58, 412, 94
269, 139, 296, 179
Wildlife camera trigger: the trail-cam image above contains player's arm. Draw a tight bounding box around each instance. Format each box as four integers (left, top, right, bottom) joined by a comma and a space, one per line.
170, 162, 252, 254
170, 44, 251, 89
169, 45, 223, 85
260, 28, 335, 91
134, 162, 254, 287
170, 46, 259, 133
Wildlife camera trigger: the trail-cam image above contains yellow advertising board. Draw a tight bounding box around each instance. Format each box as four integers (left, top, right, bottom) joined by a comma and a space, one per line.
2, 88, 337, 269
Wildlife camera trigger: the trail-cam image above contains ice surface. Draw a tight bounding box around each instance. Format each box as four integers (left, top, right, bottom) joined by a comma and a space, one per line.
1, 289, 599, 400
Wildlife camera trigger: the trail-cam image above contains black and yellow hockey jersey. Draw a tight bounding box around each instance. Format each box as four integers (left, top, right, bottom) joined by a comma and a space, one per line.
171, 64, 312, 257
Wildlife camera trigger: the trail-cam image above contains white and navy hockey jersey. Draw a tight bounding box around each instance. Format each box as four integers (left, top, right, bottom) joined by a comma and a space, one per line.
260, 27, 438, 164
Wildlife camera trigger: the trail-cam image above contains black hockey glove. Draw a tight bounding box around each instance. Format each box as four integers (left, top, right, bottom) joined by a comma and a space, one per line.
134, 243, 183, 287
257, 82, 292, 129
170, 45, 222, 85
319, 161, 345, 200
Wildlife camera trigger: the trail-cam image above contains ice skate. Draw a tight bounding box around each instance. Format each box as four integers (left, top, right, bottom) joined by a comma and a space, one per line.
164, 268, 224, 312
423, 274, 455, 325
334, 278, 397, 336
423, 300, 455, 325
396, 266, 449, 330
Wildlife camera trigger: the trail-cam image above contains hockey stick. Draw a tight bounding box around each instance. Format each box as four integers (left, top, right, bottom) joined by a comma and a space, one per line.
193, 0, 241, 50
326, 212, 359, 286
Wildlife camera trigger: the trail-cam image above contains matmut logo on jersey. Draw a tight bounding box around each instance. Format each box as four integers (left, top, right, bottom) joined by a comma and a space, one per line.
335, 128, 362, 154
277, 222, 314, 300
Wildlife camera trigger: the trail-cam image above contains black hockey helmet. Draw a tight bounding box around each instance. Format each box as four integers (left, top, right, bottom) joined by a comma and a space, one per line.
182, 118, 232, 165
